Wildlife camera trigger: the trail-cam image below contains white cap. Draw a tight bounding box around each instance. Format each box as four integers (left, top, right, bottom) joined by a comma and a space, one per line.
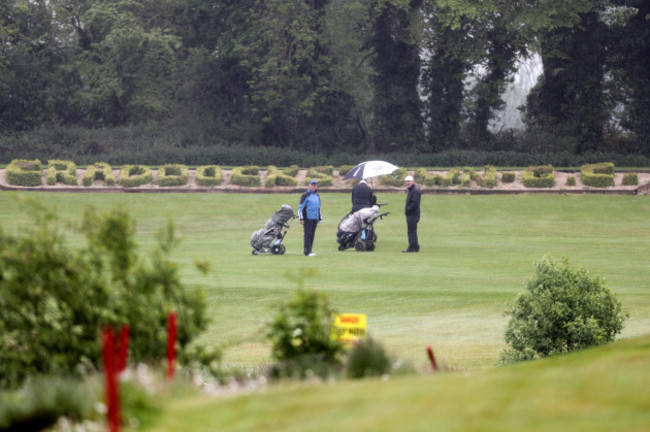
404, 175, 414, 182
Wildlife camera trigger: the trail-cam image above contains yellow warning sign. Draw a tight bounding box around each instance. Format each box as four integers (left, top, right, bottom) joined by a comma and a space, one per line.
330, 313, 367, 346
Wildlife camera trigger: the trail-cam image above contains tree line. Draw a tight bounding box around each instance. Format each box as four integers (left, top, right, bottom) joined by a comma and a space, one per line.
1, 0, 648, 159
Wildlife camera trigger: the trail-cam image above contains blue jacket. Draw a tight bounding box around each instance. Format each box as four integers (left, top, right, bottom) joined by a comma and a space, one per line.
299, 189, 322, 221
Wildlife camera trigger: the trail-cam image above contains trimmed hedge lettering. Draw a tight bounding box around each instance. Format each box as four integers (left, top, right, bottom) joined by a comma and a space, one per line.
6, 159, 43, 186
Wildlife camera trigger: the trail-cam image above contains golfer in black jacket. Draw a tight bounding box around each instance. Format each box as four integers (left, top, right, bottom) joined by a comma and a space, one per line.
403, 175, 421, 252
351, 179, 376, 213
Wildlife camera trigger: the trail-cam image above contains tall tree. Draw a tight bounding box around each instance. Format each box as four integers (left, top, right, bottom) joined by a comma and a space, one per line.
608, 0, 650, 155
366, 0, 424, 152
0, 0, 74, 130
525, 10, 608, 153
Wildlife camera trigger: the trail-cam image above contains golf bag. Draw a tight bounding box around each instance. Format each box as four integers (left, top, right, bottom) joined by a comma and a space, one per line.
336, 204, 389, 252
250, 204, 296, 255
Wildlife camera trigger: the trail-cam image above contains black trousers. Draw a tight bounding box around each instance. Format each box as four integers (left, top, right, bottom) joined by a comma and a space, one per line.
406, 215, 419, 251
303, 219, 318, 255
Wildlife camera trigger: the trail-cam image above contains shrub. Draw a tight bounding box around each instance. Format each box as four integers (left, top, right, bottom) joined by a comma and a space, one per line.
230, 166, 261, 187
566, 175, 576, 186
0, 198, 216, 388
501, 255, 628, 363
622, 172, 638, 186
157, 164, 189, 187
266, 284, 343, 367
305, 167, 333, 186
460, 171, 471, 187
119, 165, 153, 187
580, 162, 615, 187
265, 165, 298, 188
310, 165, 334, 176
464, 166, 483, 187
283, 165, 300, 177
379, 167, 407, 186
338, 165, 354, 176
523, 165, 555, 188
440, 167, 461, 187
483, 165, 498, 188
195, 165, 223, 186
0, 376, 96, 431
82, 162, 116, 186
5, 159, 43, 186
413, 168, 439, 187
501, 172, 515, 183
47, 160, 78, 186
345, 338, 392, 379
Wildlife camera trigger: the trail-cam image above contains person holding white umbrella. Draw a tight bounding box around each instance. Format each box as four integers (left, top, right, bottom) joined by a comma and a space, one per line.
351, 179, 376, 213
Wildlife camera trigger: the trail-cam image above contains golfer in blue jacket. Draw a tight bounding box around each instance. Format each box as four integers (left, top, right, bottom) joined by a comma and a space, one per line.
298, 180, 322, 256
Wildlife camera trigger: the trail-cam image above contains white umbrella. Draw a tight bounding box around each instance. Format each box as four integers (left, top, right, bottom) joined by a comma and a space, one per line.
343, 160, 399, 180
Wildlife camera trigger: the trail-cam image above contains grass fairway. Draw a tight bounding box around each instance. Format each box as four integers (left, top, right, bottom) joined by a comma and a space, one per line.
0, 192, 648, 372
142, 334, 650, 432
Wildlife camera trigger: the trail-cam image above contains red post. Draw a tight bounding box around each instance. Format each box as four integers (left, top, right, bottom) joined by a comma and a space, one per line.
102, 328, 121, 432
167, 312, 177, 379
117, 325, 129, 373
426, 346, 439, 371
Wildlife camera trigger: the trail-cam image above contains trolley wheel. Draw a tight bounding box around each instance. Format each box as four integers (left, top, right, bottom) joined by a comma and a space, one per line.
271, 244, 286, 255
355, 240, 366, 252
366, 240, 375, 251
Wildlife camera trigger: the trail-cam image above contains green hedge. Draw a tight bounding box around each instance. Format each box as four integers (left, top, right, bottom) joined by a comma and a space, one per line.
379, 167, 407, 186
47, 160, 78, 186
231, 165, 261, 187
6, 159, 43, 186
581, 162, 615, 187
483, 165, 498, 188
523, 165, 555, 188
501, 172, 515, 183
413, 168, 440, 186
283, 164, 300, 177
566, 176, 577, 186
463, 167, 483, 187
622, 172, 638, 186
305, 167, 333, 187
338, 165, 354, 176
157, 164, 189, 186
82, 162, 115, 186
196, 165, 223, 186
440, 167, 461, 187
119, 165, 153, 187
265, 165, 298, 188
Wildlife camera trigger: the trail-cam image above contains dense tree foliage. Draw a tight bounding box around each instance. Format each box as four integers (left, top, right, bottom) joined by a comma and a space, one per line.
0, 0, 648, 159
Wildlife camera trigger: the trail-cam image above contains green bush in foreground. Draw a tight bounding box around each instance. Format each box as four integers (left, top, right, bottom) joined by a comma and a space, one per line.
0, 197, 217, 389
345, 337, 392, 379
501, 255, 627, 363
0, 376, 96, 431
266, 273, 343, 377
